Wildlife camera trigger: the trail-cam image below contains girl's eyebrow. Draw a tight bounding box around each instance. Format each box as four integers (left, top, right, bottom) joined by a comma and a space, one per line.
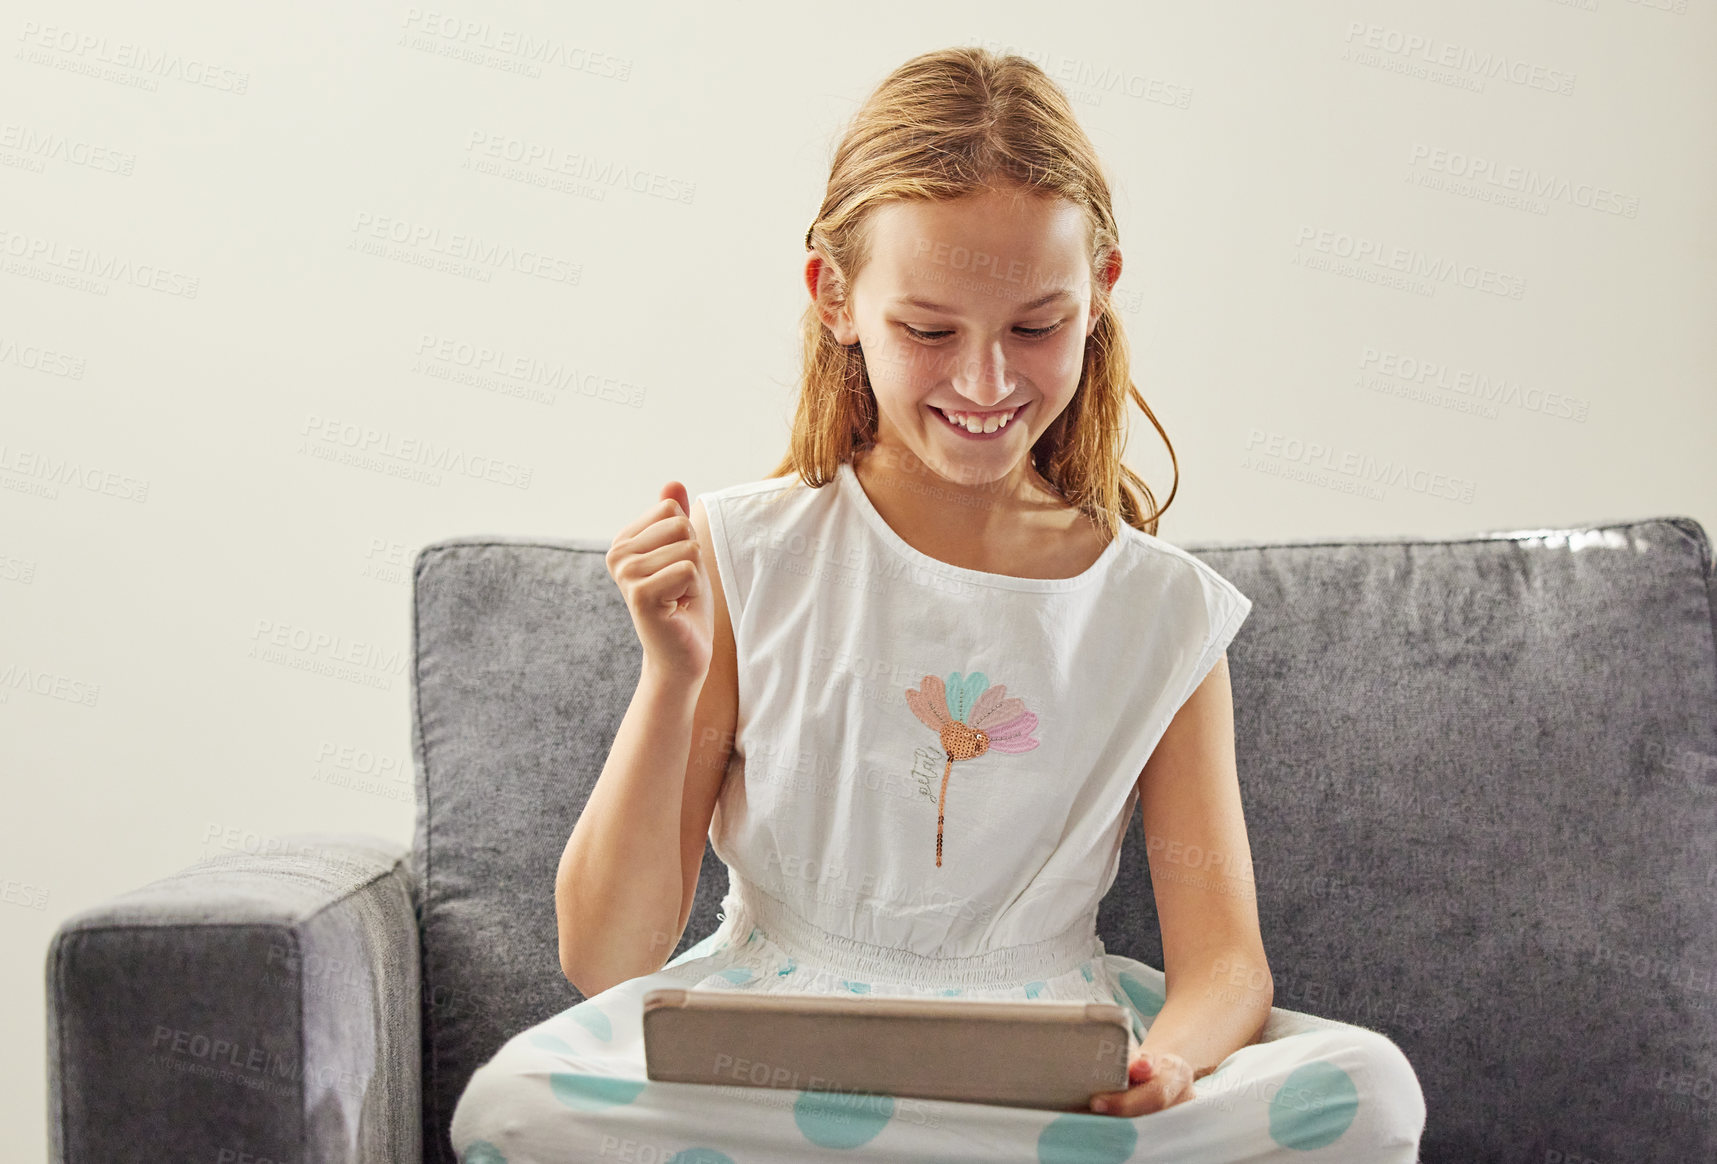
890, 289, 1075, 314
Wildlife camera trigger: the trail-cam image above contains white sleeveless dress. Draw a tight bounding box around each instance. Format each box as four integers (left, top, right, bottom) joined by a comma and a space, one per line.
450, 461, 1427, 1163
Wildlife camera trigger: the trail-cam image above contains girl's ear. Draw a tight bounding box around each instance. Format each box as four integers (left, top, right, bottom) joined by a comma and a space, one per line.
828, 307, 860, 346
803, 251, 827, 303
1087, 252, 1121, 338
805, 252, 857, 343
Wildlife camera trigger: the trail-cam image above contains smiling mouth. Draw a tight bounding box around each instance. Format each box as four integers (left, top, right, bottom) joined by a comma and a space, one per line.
931, 403, 1024, 434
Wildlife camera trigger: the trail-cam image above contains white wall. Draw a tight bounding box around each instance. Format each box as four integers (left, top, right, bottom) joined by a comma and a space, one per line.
4, 0, 1713, 1154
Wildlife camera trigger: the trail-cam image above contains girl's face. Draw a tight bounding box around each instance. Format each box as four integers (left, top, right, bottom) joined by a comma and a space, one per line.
811, 188, 1119, 490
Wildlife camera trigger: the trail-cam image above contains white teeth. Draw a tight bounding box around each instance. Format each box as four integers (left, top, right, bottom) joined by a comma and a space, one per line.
940, 406, 1018, 433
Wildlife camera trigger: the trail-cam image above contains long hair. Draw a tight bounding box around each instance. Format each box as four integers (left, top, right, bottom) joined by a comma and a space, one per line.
766, 45, 1178, 539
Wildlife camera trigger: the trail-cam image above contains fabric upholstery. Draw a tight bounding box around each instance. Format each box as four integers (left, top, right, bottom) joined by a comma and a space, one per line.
46, 836, 420, 1163
408, 519, 1717, 1163
46, 516, 1717, 1163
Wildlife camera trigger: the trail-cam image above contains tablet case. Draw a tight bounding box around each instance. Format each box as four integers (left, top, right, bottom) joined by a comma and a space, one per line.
642, 987, 1131, 1111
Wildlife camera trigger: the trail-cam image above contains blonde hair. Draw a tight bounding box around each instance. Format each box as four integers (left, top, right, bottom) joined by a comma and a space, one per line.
766, 45, 1179, 540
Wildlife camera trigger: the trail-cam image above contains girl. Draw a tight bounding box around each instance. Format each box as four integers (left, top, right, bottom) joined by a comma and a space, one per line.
451, 46, 1426, 1163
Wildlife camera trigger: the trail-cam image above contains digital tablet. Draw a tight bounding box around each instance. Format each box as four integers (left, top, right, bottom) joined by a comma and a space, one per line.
641, 987, 1131, 1111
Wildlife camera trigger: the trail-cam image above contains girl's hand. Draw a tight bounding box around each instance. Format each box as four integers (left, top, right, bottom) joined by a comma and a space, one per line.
607, 482, 715, 686
1088, 1048, 1197, 1117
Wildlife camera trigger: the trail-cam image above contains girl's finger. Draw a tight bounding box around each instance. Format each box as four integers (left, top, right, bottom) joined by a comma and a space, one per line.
1093, 1079, 1167, 1118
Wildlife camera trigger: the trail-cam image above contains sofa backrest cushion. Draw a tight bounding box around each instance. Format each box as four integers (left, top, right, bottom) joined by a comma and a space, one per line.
411, 519, 1717, 1163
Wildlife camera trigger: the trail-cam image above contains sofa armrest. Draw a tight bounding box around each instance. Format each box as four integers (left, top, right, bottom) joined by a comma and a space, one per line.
46, 833, 421, 1164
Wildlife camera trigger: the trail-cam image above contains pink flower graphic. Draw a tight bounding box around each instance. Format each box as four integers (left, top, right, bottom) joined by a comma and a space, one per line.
904, 671, 1039, 867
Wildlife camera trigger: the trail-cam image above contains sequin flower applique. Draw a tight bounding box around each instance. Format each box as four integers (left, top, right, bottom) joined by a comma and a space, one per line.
904, 672, 1039, 867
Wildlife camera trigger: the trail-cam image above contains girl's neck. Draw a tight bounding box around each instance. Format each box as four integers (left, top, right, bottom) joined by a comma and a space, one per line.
850, 445, 1108, 578
854, 444, 1057, 512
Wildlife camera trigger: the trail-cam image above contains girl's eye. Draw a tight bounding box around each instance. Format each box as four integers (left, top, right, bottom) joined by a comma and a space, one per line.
900, 322, 1063, 342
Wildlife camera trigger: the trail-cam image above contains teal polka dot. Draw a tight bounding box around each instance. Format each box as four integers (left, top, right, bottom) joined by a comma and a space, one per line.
716, 967, 755, 985
547, 1072, 647, 1110
776, 958, 797, 977
460, 1141, 507, 1164
1024, 980, 1046, 998
527, 1029, 575, 1055
1268, 1061, 1359, 1149
665, 930, 722, 967
940, 987, 963, 996
794, 1089, 894, 1148
567, 1004, 612, 1041
840, 979, 871, 993
666, 1151, 736, 1164
1116, 969, 1166, 1021
1109, 989, 1143, 1040
1036, 1112, 1138, 1163
1079, 963, 1095, 982
746, 927, 761, 944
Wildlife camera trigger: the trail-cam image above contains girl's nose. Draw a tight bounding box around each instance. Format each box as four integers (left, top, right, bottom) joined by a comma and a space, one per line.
948, 345, 1013, 407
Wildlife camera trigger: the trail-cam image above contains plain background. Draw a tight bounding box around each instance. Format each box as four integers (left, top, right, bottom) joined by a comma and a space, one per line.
4, 1, 1714, 1153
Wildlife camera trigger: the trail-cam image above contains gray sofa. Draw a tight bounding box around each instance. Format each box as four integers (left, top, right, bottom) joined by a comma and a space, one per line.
47, 516, 1717, 1162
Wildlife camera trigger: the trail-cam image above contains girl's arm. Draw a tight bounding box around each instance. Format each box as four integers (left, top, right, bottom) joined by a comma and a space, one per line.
555, 662, 704, 997
1131, 653, 1274, 1072
555, 493, 730, 998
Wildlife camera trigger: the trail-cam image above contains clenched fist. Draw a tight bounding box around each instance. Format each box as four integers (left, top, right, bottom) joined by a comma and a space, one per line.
606, 481, 715, 687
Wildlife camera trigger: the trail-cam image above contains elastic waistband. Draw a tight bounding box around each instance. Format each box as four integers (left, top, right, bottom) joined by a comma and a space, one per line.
719, 873, 1103, 989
